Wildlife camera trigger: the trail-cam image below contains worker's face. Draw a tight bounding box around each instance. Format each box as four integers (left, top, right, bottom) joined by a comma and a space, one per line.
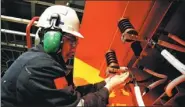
61, 33, 78, 62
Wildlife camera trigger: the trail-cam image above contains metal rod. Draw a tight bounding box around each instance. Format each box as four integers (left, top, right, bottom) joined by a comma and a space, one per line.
1, 65, 7, 67
11, 51, 15, 60
5, 31, 8, 43
2, 48, 24, 53
2, 50, 10, 59
13, 34, 16, 43
19, 52, 22, 56
1, 29, 36, 37
31, 2, 36, 17
2, 56, 8, 61
1, 42, 28, 48
23, 0, 54, 6
1, 15, 38, 26
3, 58, 8, 63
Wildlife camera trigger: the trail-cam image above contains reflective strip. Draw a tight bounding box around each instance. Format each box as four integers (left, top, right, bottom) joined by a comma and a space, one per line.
77, 99, 84, 107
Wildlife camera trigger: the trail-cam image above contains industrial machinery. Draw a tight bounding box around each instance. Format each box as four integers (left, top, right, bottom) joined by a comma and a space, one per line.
1, 0, 185, 106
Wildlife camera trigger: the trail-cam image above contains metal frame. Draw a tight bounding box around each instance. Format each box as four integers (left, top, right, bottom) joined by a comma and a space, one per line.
127, 0, 173, 67
1, 15, 38, 26
23, 0, 84, 13
1, 29, 36, 37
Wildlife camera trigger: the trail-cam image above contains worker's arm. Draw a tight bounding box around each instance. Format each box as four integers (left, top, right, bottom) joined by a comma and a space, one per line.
74, 67, 122, 96
79, 72, 130, 107
17, 57, 110, 107
81, 87, 109, 107
74, 80, 106, 96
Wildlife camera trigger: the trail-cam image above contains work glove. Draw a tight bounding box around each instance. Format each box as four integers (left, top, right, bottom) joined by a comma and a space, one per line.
104, 71, 130, 92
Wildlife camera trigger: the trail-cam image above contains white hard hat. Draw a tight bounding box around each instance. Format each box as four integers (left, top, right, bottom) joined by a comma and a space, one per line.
37, 5, 84, 38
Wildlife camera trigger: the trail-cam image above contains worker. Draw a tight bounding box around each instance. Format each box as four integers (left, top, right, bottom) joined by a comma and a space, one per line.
1, 5, 130, 107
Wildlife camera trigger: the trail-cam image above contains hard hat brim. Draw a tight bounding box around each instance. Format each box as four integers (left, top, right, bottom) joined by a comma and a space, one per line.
62, 29, 84, 38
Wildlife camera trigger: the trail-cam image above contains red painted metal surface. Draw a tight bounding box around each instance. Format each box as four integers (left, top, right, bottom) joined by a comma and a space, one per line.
75, 1, 155, 106
76, 1, 154, 77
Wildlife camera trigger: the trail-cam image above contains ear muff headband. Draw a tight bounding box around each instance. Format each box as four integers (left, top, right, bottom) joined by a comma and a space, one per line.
43, 31, 63, 53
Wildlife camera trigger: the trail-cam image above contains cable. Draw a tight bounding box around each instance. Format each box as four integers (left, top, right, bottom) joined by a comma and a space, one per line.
142, 67, 167, 79
149, 40, 185, 75
161, 49, 185, 74
165, 74, 185, 97
168, 33, 185, 47
132, 76, 145, 106
138, 66, 168, 96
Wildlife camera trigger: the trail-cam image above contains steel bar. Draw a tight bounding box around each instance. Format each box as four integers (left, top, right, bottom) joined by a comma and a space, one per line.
1, 15, 38, 26
1, 29, 36, 37
1, 42, 27, 48
23, 0, 54, 6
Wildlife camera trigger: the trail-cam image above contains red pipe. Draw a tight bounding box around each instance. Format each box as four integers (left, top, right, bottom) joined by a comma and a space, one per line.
26, 16, 39, 48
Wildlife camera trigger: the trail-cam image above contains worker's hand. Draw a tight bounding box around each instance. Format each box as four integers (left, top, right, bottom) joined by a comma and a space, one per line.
104, 71, 130, 92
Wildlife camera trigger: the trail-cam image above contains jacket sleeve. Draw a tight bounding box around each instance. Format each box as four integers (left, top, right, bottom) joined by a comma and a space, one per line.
75, 81, 106, 96
17, 57, 110, 107
16, 57, 81, 107
82, 87, 109, 107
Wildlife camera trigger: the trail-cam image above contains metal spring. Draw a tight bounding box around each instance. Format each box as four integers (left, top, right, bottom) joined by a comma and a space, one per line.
105, 50, 119, 68
118, 18, 138, 35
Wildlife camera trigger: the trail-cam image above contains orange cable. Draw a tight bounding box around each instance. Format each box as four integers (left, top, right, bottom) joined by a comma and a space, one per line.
168, 33, 185, 47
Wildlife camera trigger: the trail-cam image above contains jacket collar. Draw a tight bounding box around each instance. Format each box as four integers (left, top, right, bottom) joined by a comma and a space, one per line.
29, 45, 68, 75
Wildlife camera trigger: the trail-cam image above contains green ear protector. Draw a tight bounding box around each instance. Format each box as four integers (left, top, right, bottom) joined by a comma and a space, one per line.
43, 30, 63, 53
42, 13, 64, 53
